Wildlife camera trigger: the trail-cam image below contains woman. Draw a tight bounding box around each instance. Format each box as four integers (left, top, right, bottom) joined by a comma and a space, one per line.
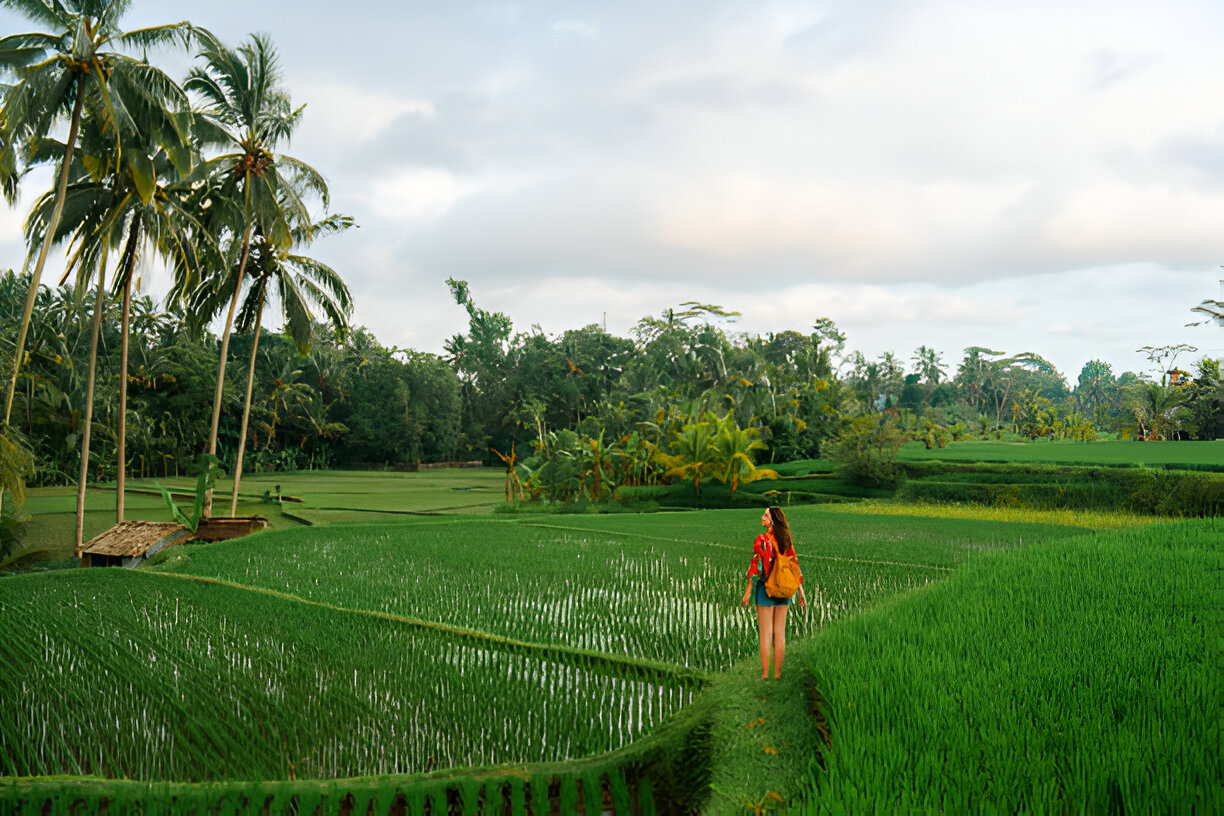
741, 506, 806, 679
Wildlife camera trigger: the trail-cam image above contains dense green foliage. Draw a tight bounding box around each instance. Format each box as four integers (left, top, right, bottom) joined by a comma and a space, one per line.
799, 519, 1221, 813
899, 463, 1224, 517
6, 265, 1219, 498
0, 275, 463, 483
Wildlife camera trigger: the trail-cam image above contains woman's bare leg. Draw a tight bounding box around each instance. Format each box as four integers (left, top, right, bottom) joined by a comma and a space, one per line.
771, 605, 789, 678
756, 605, 774, 679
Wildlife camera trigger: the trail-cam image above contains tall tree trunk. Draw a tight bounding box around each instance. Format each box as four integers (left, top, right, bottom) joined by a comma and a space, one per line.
203, 206, 254, 518
115, 214, 142, 524
75, 255, 108, 557
230, 306, 263, 516
4, 87, 88, 430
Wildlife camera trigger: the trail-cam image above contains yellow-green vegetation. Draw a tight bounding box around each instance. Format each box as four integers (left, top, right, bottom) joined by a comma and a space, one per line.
819, 499, 1159, 530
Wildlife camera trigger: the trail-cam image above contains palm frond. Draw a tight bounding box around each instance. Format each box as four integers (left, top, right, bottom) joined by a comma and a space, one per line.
0, 0, 72, 35
112, 21, 194, 52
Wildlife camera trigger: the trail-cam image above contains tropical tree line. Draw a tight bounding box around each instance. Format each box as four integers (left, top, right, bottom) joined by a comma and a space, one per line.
441, 283, 1221, 500
1, 268, 1217, 505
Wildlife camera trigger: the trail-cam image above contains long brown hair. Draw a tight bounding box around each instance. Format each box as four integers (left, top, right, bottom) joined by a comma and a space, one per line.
768, 506, 793, 554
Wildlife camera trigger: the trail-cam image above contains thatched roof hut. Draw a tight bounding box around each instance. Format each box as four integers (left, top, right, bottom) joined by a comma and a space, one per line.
79, 521, 191, 567
79, 516, 269, 567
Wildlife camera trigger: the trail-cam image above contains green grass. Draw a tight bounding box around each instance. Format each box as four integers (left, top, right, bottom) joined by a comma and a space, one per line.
898, 439, 1224, 469
188, 468, 508, 515
798, 518, 1222, 813
13, 468, 507, 566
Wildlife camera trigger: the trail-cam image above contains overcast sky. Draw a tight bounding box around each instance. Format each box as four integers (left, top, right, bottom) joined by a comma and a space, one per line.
1, 0, 1221, 382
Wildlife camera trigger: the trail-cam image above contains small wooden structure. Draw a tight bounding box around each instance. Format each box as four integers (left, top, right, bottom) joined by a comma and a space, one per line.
79, 517, 270, 568
194, 516, 269, 541
79, 521, 192, 568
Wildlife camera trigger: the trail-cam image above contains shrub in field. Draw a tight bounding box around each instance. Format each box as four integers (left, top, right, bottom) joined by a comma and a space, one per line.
799, 519, 1221, 813
825, 414, 907, 488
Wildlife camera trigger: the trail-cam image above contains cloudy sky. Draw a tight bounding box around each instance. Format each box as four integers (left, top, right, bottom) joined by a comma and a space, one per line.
1, 0, 1221, 382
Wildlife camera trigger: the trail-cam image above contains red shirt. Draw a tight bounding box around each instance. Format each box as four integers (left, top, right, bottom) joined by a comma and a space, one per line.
747, 531, 802, 583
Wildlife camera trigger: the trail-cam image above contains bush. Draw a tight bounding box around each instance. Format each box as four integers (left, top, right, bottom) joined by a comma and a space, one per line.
825, 414, 907, 488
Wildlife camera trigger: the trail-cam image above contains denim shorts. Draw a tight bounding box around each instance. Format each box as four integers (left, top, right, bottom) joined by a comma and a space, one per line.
753, 577, 794, 607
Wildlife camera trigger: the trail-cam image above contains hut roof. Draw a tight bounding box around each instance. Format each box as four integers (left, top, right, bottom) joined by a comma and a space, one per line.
80, 520, 191, 558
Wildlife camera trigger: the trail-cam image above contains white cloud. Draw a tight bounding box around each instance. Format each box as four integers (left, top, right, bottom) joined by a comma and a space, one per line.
3, 0, 1222, 383
367, 167, 472, 222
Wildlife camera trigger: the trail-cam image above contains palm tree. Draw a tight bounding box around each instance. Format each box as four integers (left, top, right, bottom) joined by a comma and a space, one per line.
106, 113, 200, 522
1127, 381, 1189, 440
0, 0, 194, 432
185, 31, 327, 516
23, 85, 196, 544
911, 345, 946, 385
192, 212, 353, 515
0, 89, 19, 203
657, 419, 717, 496
709, 413, 778, 493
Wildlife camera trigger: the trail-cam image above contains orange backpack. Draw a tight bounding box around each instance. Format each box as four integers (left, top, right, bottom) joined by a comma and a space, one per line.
764, 543, 801, 600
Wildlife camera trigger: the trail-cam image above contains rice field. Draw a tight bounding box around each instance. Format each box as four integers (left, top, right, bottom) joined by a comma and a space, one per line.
3, 476, 1200, 812
150, 509, 1081, 672
0, 504, 1077, 787
798, 518, 1222, 813
897, 438, 1224, 469
0, 569, 697, 781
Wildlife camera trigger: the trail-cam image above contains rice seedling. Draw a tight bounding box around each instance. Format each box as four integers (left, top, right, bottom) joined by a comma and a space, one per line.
798, 518, 1221, 813
0, 569, 697, 782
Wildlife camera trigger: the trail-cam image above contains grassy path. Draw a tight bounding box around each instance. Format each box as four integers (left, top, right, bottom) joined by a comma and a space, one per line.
705, 642, 824, 814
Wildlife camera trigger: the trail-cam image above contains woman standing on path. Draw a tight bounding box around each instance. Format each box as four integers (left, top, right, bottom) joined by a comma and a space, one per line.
742, 506, 806, 679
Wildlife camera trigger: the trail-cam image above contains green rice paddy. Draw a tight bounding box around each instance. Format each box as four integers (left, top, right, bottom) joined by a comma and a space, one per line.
898, 438, 1224, 469
3, 461, 1217, 812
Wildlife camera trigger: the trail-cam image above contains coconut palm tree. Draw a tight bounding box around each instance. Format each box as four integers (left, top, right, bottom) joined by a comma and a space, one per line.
185, 31, 328, 516
0, 0, 195, 432
0, 90, 18, 204
657, 419, 718, 496
24, 170, 113, 554
910, 345, 946, 385
23, 83, 197, 542
190, 211, 353, 515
